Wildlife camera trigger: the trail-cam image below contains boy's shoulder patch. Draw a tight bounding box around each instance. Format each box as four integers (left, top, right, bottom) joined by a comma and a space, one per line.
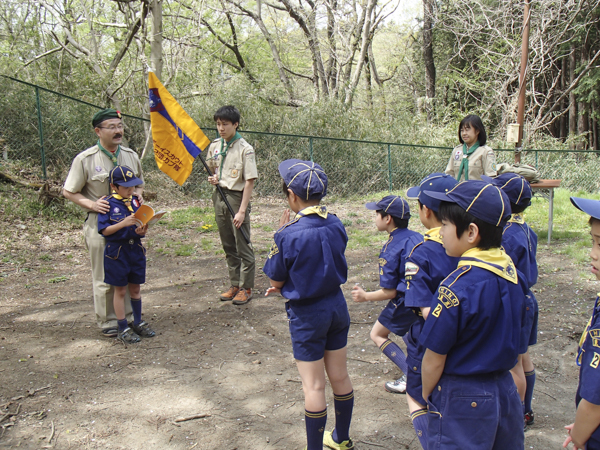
268, 243, 279, 259
589, 329, 600, 348
379, 258, 387, 267
405, 261, 419, 276
438, 286, 460, 309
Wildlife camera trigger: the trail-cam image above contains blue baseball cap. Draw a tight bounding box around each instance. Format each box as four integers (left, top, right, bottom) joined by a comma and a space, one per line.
279, 159, 328, 200
109, 165, 142, 187
481, 173, 532, 207
365, 195, 410, 219
406, 173, 458, 212
424, 180, 511, 226
571, 197, 600, 220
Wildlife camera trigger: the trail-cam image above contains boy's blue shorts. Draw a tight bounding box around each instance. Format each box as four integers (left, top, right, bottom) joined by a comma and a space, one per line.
377, 297, 418, 337
520, 293, 538, 352
104, 239, 146, 287
427, 371, 524, 450
406, 354, 426, 406
286, 293, 350, 362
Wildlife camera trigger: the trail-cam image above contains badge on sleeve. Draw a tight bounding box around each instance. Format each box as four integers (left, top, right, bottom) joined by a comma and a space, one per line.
268, 243, 279, 259
589, 329, 600, 348
438, 286, 460, 308
405, 262, 419, 276
454, 150, 462, 161
132, 198, 139, 208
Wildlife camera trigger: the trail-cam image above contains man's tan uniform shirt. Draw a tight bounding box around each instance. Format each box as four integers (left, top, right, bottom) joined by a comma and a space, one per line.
445, 144, 497, 181
206, 137, 258, 191
64, 145, 144, 207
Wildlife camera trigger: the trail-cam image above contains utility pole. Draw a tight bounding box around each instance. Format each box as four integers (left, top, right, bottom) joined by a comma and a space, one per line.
515, 0, 531, 163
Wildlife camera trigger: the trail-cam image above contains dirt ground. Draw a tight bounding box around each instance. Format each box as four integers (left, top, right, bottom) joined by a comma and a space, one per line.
0, 196, 596, 449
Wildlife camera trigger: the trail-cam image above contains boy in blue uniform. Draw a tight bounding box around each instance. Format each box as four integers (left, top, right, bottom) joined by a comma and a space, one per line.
351, 196, 422, 394
419, 180, 527, 450
483, 173, 539, 426
98, 166, 155, 344
403, 173, 459, 449
563, 197, 600, 450
263, 160, 354, 450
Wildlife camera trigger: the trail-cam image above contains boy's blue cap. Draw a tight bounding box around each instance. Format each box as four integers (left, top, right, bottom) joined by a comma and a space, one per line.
481, 173, 532, 207
365, 195, 410, 219
406, 173, 458, 212
279, 159, 328, 200
424, 180, 511, 227
109, 165, 142, 187
571, 197, 600, 220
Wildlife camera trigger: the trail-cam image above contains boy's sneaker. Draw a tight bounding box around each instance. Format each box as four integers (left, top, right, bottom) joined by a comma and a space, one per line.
384, 374, 407, 394
232, 288, 252, 305
118, 327, 141, 344
220, 286, 240, 301
131, 321, 156, 338
524, 410, 534, 426
323, 430, 354, 450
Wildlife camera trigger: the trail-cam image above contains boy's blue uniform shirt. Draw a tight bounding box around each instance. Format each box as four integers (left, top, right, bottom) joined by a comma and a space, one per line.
419, 248, 527, 375
378, 228, 423, 296
98, 195, 143, 241
576, 294, 600, 449
375, 227, 423, 336
403, 228, 459, 403
503, 213, 539, 349
263, 206, 348, 301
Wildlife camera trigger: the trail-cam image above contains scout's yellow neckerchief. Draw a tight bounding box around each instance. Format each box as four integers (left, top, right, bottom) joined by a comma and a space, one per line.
508, 214, 525, 224
295, 205, 328, 219
97, 141, 121, 166
456, 141, 480, 182
215, 132, 242, 179
112, 192, 134, 212
458, 247, 518, 284
577, 294, 600, 366
424, 227, 443, 244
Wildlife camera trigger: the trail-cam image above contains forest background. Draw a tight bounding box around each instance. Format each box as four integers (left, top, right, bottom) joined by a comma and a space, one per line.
2, 0, 599, 157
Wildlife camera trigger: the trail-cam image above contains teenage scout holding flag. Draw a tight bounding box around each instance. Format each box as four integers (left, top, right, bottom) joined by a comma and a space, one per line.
148, 74, 256, 305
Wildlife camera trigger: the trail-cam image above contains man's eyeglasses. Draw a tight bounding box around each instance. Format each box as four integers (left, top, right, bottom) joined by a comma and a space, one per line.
98, 124, 124, 131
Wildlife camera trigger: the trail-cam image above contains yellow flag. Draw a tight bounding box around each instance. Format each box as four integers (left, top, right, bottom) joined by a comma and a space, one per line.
148, 72, 211, 185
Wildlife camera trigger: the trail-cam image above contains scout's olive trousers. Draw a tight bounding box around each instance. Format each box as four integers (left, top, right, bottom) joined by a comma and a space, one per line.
83, 213, 133, 328
212, 188, 255, 289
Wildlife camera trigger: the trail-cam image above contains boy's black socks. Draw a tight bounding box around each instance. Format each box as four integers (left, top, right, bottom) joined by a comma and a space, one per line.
131, 298, 142, 325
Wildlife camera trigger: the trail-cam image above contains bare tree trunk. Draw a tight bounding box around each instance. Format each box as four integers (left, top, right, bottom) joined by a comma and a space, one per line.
365, 53, 373, 108
578, 43, 590, 150
569, 48, 577, 150
326, 0, 338, 98
345, 0, 377, 105
559, 57, 567, 141
423, 0, 436, 121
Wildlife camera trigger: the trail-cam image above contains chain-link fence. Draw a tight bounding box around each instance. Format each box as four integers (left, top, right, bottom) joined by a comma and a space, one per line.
1, 75, 599, 197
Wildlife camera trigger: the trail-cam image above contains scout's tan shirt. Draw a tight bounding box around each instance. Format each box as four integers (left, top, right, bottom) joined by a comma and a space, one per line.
63, 145, 144, 211
445, 144, 497, 181
205, 137, 258, 191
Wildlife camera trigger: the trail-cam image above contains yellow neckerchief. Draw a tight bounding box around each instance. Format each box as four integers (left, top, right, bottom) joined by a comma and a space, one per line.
295, 205, 328, 219
458, 247, 518, 284
577, 294, 600, 366
112, 192, 134, 212
424, 227, 443, 244
508, 213, 525, 224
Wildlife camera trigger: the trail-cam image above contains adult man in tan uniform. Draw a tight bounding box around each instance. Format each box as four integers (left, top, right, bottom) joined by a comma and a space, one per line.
63, 109, 144, 336
206, 105, 257, 305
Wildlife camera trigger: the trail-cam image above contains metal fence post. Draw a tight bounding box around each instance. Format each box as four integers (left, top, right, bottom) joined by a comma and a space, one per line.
35, 86, 47, 180
388, 144, 392, 192
309, 137, 313, 161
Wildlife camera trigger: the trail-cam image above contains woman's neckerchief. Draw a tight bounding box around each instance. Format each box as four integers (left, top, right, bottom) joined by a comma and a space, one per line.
97, 140, 121, 166
215, 132, 242, 179
111, 192, 134, 212
456, 141, 480, 182
458, 247, 518, 284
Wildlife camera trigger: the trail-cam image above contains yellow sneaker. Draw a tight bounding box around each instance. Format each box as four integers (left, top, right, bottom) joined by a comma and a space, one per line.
323, 430, 354, 450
